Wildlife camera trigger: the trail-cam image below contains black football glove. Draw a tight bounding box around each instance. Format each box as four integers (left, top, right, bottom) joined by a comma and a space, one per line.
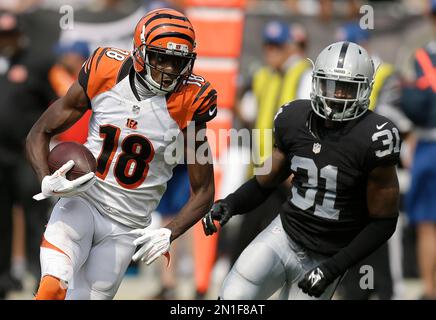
202, 201, 233, 236
298, 266, 335, 298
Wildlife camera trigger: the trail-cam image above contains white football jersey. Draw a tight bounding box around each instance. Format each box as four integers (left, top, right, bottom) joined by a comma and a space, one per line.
77, 47, 217, 228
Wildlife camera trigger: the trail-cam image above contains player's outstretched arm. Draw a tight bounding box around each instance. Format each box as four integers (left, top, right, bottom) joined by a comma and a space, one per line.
26, 81, 89, 183
298, 165, 399, 297
202, 146, 291, 235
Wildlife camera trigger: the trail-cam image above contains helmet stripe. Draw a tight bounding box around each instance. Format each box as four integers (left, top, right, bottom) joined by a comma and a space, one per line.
145, 23, 193, 43
143, 13, 188, 31
337, 41, 350, 68
149, 32, 195, 47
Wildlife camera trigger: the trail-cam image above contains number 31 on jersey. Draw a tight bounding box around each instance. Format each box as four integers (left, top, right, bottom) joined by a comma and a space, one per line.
371, 127, 400, 158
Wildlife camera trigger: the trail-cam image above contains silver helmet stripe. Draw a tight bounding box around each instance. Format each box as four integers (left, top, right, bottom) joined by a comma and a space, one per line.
140, 25, 146, 43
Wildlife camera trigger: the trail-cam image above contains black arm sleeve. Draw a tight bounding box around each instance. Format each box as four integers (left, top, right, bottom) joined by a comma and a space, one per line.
321, 216, 398, 279
223, 177, 275, 215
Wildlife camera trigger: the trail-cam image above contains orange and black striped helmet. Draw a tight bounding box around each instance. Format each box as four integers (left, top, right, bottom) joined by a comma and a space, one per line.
132, 8, 197, 95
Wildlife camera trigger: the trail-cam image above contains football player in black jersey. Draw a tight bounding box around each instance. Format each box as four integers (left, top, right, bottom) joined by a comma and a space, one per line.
202, 41, 401, 299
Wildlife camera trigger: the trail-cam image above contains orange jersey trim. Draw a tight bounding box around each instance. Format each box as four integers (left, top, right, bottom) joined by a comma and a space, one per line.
79, 47, 131, 101
166, 74, 218, 129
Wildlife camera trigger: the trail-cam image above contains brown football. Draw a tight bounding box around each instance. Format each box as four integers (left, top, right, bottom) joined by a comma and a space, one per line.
47, 142, 97, 180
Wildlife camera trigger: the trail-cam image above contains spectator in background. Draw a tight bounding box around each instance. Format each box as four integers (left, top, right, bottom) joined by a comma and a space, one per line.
335, 22, 413, 300
0, 0, 41, 13
284, 0, 361, 22
0, 11, 54, 298
230, 20, 312, 266
396, 0, 436, 82
58, 0, 145, 52
236, 20, 311, 149
49, 41, 91, 143
401, 5, 436, 298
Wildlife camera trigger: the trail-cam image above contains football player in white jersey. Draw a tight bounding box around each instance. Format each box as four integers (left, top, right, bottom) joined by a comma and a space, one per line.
26, 8, 217, 300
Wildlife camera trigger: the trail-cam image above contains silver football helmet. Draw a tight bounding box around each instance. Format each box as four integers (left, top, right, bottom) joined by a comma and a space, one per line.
310, 41, 375, 121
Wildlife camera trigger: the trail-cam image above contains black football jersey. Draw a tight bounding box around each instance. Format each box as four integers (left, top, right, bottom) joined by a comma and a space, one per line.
274, 100, 401, 255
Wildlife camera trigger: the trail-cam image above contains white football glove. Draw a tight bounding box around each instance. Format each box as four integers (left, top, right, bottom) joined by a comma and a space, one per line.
130, 227, 171, 265
33, 160, 96, 201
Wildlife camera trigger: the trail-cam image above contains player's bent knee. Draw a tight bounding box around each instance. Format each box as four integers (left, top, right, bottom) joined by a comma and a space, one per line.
220, 268, 259, 300
40, 244, 74, 282
84, 267, 120, 300
35, 275, 67, 300
220, 272, 249, 299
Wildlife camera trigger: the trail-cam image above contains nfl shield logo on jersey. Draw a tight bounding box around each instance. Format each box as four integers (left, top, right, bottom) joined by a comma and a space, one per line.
312, 142, 321, 154
132, 105, 140, 115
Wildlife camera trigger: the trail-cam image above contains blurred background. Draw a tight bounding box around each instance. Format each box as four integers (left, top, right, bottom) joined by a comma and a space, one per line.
1, 0, 436, 300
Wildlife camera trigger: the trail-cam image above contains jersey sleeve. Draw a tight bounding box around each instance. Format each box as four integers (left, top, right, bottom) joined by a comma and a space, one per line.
191, 80, 218, 123
273, 102, 296, 152
78, 47, 100, 98
364, 120, 401, 172
78, 47, 130, 103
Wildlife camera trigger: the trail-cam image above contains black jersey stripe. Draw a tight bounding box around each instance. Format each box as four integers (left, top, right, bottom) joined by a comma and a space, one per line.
117, 57, 132, 83
128, 66, 141, 102
95, 48, 108, 71
337, 41, 350, 68
197, 89, 217, 111
149, 32, 195, 47
197, 96, 217, 114
193, 81, 211, 104
85, 48, 99, 73
145, 23, 193, 43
